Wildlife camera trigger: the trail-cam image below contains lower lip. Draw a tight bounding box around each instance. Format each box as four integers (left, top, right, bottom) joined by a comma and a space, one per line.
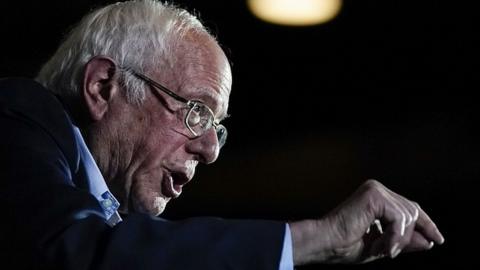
162, 175, 182, 199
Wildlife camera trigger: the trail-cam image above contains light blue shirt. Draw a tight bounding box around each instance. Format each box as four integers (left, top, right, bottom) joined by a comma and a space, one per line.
280, 224, 294, 270
73, 126, 293, 268
73, 126, 122, 227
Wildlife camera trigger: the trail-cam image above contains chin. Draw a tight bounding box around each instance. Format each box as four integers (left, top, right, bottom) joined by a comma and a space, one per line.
132, 193, 170, 216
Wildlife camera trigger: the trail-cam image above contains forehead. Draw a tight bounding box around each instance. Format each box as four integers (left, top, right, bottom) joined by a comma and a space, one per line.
172, 33, 232, 120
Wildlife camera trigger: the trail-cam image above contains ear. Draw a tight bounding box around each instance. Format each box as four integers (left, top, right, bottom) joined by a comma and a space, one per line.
83, 56, 118, 121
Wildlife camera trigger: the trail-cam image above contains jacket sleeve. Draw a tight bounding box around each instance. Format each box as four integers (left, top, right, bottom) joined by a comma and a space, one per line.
0, 93, 285, 270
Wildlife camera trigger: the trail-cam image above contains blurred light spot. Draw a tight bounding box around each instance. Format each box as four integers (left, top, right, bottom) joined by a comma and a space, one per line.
247, 0, 342, 26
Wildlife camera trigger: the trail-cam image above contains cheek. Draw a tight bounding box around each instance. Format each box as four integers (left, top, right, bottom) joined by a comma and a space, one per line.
125, 108, 189, 215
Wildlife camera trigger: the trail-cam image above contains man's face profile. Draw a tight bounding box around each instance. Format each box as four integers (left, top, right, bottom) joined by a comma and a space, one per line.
88, 32, 232, 216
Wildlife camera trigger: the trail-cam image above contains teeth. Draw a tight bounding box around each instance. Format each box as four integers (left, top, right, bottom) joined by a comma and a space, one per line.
168, 175, 181, 198
186, 160, 198, 169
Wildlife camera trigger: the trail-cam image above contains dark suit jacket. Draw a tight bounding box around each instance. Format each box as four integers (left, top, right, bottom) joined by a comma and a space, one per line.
0, 78, 285, 270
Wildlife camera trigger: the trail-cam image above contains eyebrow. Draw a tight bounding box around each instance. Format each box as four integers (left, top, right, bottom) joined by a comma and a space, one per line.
193, 88, 230, 121
218, 113, 230, 123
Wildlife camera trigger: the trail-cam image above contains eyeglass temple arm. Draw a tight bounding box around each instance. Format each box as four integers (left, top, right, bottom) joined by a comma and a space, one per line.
123, 67, 225, 125
127, 69, 190, 104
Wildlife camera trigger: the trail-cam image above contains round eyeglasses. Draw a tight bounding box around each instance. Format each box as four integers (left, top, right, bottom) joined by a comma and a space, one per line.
184, 101, 228, 148
125, 68, 228, 148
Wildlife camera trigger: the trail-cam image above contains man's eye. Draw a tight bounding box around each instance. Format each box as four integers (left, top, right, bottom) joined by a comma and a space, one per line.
192, 105, 202, 113
188, 113, 201, 126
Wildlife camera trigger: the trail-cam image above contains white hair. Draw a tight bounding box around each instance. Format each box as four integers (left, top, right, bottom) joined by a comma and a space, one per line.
36, 0, 209, 104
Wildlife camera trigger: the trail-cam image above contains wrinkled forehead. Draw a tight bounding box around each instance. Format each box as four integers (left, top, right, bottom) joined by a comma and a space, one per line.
172, 32, 232, 120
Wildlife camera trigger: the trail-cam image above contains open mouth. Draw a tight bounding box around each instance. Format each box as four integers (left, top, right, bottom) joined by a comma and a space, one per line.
161, 171, 190, 199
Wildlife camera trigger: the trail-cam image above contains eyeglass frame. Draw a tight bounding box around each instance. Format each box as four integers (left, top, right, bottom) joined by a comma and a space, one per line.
122, 67, 228, 148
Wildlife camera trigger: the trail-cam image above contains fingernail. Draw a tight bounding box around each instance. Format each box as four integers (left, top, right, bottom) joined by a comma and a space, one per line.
428, 241, 434, 249
374, 219, 383, 234
392, 247, 402, 258
390, 243, 400, 258
435, 225, 445, 244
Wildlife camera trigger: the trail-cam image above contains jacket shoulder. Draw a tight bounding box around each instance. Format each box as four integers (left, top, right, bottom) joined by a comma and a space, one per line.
0, 77, 79, 172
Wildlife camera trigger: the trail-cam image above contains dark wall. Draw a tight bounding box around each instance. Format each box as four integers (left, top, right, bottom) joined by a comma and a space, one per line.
1, 0, 478, 268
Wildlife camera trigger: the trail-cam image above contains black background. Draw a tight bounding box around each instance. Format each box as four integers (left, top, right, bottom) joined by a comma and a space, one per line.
1, 0, 478, 268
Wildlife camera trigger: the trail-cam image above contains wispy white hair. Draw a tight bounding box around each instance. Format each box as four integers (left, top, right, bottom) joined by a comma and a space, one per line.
36, 0, 209, 104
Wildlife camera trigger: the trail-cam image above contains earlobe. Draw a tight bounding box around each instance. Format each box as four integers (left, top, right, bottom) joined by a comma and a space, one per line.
83, 56, 118, 121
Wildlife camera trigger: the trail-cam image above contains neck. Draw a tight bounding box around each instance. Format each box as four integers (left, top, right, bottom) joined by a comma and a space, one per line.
83, 122, 123, 181
82, 122, 133, 212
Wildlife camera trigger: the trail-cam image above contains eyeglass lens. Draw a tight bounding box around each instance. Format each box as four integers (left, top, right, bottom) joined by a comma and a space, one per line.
186, 103, 227, 148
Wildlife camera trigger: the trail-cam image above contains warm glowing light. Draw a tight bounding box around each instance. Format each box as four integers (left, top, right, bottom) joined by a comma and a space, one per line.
247, 0, 343, 26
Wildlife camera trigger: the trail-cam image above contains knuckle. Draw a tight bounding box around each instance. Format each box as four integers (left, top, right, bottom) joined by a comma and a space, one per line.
364, 179, 383, 193
365, 179, 380, 187
412, 201, 421, 209
406, 212, 413, 225
409, 202, 420, 221
413, 207, 419, 221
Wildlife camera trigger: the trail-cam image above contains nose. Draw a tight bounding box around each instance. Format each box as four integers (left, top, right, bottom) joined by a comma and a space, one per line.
185, 128, 219, 164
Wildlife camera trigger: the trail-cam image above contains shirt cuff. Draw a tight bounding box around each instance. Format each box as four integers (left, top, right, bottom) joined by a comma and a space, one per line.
279, 223, 294, 270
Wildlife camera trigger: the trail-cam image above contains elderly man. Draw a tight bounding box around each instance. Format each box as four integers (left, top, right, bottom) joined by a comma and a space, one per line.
0, 0, 444, 269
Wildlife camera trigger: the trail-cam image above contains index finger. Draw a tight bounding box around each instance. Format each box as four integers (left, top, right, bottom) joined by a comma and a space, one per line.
414, 204, 445, 245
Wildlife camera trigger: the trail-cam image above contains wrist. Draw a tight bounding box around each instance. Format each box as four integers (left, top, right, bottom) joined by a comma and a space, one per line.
289, 218, 335, 265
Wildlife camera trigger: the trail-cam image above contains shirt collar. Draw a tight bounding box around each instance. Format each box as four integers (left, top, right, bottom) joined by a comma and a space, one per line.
72, 125, 122, 227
